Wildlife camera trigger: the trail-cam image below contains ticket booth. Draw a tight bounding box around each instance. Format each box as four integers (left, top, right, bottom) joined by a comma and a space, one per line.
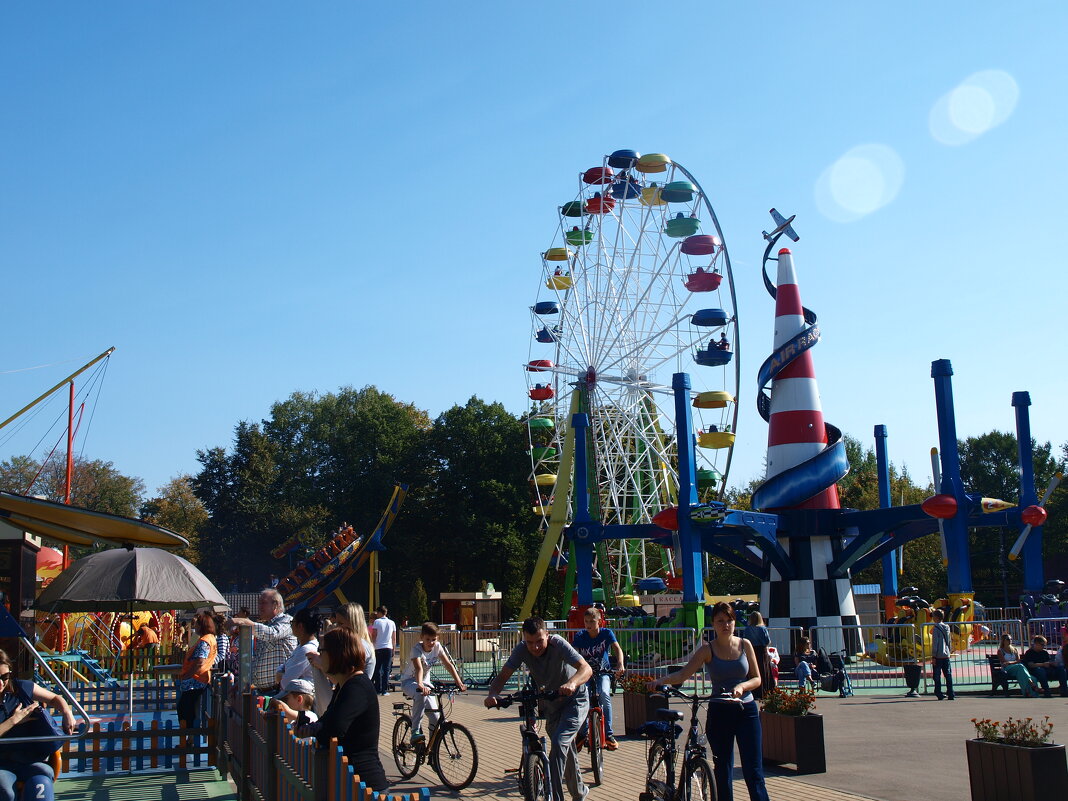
438, 588, 503, 663
0, 520, 42, 671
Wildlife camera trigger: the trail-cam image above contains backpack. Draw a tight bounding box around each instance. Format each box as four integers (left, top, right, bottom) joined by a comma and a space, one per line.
816, 647, 834, 675
819, 672, 842, 693
0, 680, 65, 764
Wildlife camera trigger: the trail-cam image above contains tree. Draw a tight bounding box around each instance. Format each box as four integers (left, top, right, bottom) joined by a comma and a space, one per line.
386, 397, 539, 618
141, 475, 209, 564
957, 431, 1065, 600
408, 578, 429, 625
0, 454, 144, 517
192, 387, 432, 588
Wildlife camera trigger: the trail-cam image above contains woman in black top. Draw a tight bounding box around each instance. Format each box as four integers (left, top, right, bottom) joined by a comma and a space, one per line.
296, 628, 387, 791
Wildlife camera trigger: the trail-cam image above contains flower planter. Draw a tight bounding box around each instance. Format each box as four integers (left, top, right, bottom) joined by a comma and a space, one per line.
966, 738, 1068, 801
622, 691, 669, 737
760, 711, 826, 774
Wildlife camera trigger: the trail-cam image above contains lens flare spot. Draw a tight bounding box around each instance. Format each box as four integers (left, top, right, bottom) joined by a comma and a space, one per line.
815, 144, 904, 223
930, 69, 1018, 145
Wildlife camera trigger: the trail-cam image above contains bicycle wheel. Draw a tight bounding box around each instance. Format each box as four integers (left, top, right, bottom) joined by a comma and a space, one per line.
522, 752, 550, 801
433, 722, 479, 791
683, 758, 716, 801
587, 708, 603, 786
646, 743, 671, 801
391, 714, 421, 780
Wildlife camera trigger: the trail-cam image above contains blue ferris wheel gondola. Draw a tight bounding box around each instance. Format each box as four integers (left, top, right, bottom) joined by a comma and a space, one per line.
535, 326, 559, 343
691, 308, 729, 328
533, 301, 560, 315
611, 177, 642, 200
607, 149, 640, 169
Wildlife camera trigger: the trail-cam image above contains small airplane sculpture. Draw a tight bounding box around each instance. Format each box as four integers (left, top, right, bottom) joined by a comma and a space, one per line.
762, 208, 800, 243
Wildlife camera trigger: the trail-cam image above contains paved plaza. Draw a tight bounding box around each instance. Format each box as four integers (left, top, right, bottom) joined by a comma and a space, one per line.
379, 689, 1068, 801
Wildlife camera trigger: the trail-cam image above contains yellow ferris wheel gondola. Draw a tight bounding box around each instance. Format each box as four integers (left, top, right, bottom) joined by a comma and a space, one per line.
692, 391, 735, 409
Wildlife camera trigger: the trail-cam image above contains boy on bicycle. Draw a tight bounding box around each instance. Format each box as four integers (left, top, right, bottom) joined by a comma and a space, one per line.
485, 617, 592, 801
400, 622, 466, 744
572, 607, 625, 750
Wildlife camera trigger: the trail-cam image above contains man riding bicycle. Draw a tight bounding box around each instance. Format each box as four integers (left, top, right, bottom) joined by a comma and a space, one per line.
572, 607, 625, 751
485, 617, 592, 801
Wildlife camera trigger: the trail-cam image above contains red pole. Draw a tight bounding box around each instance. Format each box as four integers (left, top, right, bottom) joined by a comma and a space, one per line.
65, 381, 74, 504
63, 380, 74, 569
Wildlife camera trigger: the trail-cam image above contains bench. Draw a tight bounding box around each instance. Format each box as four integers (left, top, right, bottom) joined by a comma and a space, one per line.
986, 654, 1011, 694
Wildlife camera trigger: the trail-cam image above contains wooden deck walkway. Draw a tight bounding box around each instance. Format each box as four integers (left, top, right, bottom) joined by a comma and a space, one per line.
377, 693, 880, 801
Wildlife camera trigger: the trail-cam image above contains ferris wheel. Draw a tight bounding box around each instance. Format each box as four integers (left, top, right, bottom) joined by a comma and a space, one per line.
520, 150, 741, 618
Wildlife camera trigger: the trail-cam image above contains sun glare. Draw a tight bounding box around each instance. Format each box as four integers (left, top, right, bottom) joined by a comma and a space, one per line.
929, 69, 1019, 145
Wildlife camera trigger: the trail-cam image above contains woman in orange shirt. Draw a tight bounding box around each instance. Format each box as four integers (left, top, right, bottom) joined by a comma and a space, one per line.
177, 613, 217, 729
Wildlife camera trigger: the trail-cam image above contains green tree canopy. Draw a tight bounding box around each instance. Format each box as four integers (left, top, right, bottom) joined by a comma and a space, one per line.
0, 454, 144, 517
141, 475, 209, 564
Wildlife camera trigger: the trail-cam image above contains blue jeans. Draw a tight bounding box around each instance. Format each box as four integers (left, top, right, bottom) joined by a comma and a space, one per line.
0, 761, 54, 801
932, 657, 954, 699
373, 648, 392, 693
705, 699, 770, 801
1029, 665, 1068, 696
579, 674, 614, 740
795, 660, 812, 688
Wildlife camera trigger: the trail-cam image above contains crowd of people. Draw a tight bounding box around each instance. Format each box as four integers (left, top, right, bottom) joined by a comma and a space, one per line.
7, 586, 1068, 801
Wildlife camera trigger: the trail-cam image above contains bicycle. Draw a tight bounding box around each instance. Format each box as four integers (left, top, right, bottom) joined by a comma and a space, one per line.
488, 683, 559, 801
639, 685, 742, 801
576, 667, 616, 786
391, 682, 479, 790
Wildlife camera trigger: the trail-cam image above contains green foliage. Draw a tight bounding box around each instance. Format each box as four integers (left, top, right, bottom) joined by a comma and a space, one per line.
140, 475, 208, 564
193, 387, 430, 589
957, 431, 1065, 601
191, 389, 544, 619
408, 578, 429, 625
0, 454, 144, 517
386, 397, 537, 619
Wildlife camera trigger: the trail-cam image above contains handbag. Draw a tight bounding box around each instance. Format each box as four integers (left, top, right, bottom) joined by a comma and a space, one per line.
0, 681, 65, 764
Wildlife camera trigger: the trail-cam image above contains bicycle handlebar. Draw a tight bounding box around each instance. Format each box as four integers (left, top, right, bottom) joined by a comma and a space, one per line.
490, 688, 559, 709
653, 685, 744, 704
432, 682, 465, 694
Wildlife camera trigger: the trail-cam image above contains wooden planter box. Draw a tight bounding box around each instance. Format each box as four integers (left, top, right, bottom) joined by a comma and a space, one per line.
760, 711, 825, 774
622, 692, 669, 737
966, 738, 1068, 801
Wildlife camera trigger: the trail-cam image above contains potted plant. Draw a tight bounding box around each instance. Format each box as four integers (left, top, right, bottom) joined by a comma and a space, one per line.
759, 685, 825, 774
619, 673, 668, 737
967, 716, 1067, 801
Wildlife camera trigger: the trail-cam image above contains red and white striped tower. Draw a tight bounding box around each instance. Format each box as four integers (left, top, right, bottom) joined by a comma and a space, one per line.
761, 248, 859, 652
766, 247, 839, 509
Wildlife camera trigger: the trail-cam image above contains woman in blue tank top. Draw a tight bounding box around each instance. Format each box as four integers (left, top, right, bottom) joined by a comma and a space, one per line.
651, 602, 770, 801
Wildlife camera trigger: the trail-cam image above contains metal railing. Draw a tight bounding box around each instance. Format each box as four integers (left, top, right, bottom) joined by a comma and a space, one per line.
798, 619, 1049, 693
1025, 617, 1068, 647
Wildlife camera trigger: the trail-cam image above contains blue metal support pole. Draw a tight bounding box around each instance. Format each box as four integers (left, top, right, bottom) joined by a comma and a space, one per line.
874, 425, 899, 605
931, 360, 973, 594
672, 373, 705, 630
1012, 392, 1044, 593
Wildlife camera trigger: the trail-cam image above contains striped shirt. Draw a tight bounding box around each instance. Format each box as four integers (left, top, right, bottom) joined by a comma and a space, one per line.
251, 614, 297, 690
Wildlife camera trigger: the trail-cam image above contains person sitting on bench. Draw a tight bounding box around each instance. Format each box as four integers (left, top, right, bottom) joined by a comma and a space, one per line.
998, 634, 1040, 697
1021, 635, 1068, 698
793, 637, 817, 688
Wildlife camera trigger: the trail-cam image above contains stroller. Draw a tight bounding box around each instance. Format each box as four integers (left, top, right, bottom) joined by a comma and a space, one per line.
813, 647, 854, 697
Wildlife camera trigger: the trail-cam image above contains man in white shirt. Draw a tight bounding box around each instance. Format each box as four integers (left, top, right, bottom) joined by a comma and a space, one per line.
371, 606, 397, 695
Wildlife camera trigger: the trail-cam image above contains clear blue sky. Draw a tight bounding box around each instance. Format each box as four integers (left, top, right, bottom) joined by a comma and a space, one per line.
2, 2, 1065, 500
